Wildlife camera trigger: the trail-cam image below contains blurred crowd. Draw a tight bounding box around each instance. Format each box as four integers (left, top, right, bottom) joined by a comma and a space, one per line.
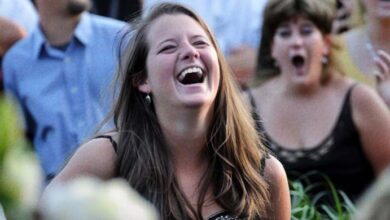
1, 0, 390, 219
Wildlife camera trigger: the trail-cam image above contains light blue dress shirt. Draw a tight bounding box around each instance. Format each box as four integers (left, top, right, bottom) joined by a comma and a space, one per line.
3, 13, 126, 179
143, 0, 268, 55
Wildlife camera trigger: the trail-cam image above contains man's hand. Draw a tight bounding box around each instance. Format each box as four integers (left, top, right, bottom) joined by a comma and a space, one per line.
0, 17, 26, 56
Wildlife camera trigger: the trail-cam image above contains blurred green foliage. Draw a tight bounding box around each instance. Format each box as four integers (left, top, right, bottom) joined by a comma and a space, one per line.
0, 96, 42, 220
290, 172, 356, 220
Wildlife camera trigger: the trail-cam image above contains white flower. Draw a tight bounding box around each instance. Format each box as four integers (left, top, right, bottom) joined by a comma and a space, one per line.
40, 177, 158, 220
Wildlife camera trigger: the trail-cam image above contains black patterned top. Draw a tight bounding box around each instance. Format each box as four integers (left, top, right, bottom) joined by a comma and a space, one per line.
207, 211, 241, 220
252, 84, 375, 201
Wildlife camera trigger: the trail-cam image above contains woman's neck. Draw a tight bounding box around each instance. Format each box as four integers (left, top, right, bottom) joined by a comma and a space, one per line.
279, 75, 323, 98
157, 106, 213, 168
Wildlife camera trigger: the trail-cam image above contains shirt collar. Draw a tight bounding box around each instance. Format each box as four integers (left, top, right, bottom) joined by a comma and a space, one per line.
31, 26, 46, 59
73, 12, 92, 46
31, 12, 92, 59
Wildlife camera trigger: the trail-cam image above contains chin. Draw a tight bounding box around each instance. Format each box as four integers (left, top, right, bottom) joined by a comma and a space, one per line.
290, 76, 316, 88
66, 0, 92, 15
291, 75, 309, 84
180, 95, 215, 109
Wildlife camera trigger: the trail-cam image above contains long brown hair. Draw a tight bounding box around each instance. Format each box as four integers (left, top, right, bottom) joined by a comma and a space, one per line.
109, 3, 269, 219
257, 0, 339, 84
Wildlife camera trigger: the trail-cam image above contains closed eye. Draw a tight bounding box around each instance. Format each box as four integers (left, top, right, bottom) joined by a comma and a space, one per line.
158, 45, 176, 53
193, 40, 209, 48
277, 28, 291, 38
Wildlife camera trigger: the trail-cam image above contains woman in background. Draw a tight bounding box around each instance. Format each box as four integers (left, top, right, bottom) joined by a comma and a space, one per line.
251, 0, 390, 203
339, 0, 390, 107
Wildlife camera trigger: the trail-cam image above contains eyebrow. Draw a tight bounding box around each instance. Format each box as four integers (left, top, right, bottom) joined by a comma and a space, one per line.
157, 38, 175, 47
156, 34, 208, 46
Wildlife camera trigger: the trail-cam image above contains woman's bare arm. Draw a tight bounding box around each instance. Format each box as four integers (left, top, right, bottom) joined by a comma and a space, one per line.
263, 155, 291, 220
44, 137, 118, 192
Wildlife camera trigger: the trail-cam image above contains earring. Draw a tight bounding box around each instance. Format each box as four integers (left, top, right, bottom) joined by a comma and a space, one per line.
321, 56, 328, 64
145, 94, 151, 105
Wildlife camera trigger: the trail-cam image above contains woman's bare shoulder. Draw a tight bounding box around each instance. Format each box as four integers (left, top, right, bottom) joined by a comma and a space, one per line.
250, 78, 279, 104
263, 155, 287, 183
263, 155, 291, 220
48, 137, 118, 186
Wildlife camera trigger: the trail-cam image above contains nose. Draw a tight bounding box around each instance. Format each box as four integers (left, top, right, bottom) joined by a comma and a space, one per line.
290, 32, 303, 48
180, 42, 200, 60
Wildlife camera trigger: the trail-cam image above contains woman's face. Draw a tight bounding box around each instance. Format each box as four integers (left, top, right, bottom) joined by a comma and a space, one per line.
140, 14, 220, 110
271, 17, 330, 86
363, 0, 390, 19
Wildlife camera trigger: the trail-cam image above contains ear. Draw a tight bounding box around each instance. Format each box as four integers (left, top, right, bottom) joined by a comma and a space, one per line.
322, 35, 331, 56
137, 79, 151, 94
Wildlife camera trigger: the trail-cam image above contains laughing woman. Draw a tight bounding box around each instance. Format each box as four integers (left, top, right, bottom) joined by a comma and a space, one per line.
43, 3, 290, 220
251, 0, 390, 203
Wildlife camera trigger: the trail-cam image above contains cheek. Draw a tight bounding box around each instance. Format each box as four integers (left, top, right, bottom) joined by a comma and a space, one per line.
202, 48, 219, 69
209, 51, 221, 82
271, 43, 286, 60
146, 54, 172, 85
311, 37, 328, 54
271, 38, 286, 56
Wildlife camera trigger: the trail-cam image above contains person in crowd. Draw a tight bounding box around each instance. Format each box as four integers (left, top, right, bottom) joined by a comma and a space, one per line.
0, 0, 38, 34
143, 0, 268, 90
91, 0, 143, 21
2, 0, 126, 182
251, 0, 390, 203
332, 0, 364, 34
44, 3, 291, 220
354, 166, 390, 220
0, 18, 26, 92
0, 0, 37, 92
338, 0, 390, 107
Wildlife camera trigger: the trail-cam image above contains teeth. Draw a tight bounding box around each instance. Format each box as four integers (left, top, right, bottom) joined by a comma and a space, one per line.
178, 67, 203, 81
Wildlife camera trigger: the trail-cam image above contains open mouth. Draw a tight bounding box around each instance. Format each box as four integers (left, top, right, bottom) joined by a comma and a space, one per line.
177, 66, 205, 85
291, 55, 305, 69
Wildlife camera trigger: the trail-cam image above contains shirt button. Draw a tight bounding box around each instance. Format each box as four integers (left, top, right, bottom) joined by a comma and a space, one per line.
64, 57, 71, 63
70, 87, 78, 94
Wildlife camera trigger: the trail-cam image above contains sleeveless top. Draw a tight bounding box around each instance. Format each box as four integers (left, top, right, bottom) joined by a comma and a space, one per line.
94, 135, 265, 220
250, 84, 375, 201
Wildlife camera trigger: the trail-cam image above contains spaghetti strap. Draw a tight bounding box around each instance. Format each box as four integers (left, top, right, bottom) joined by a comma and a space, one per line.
347, 83, 358, 97
95, 135, 118, 152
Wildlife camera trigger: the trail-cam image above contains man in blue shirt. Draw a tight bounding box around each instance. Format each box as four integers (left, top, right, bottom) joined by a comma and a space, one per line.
3, 0, 126, 182
0, 0, 37, 92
